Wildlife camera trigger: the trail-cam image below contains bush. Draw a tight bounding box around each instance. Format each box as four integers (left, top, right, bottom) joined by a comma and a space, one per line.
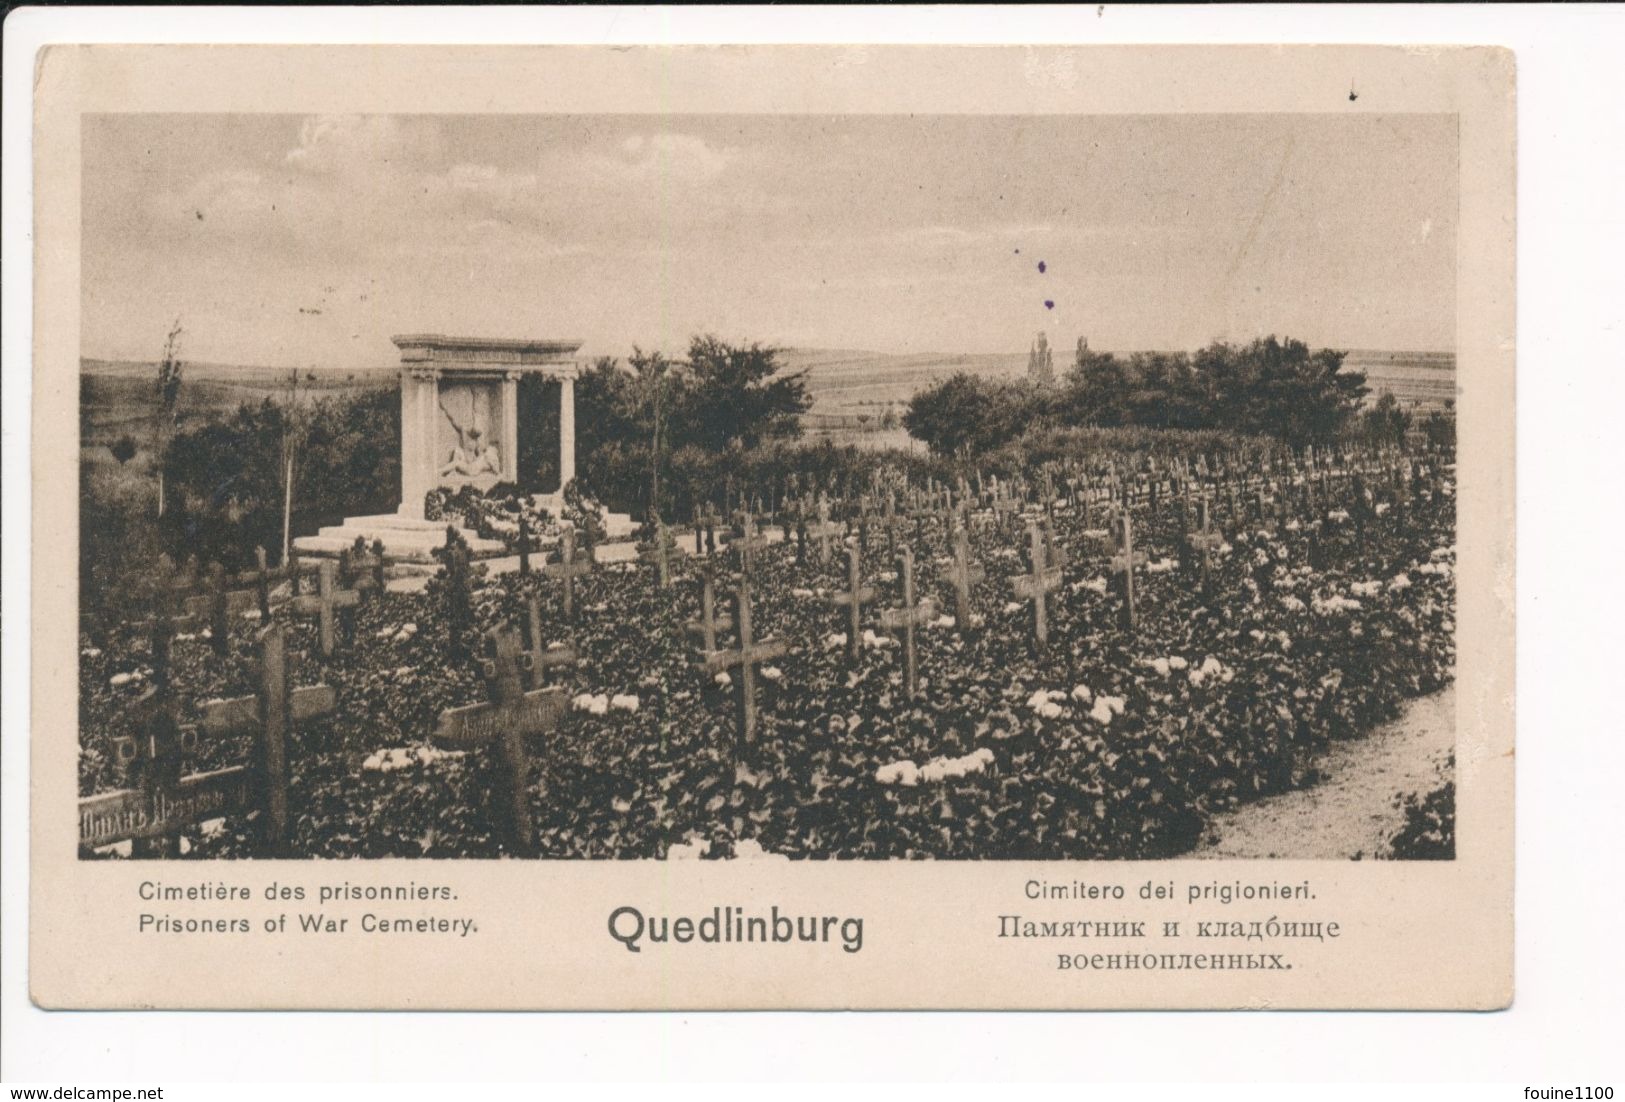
1387, 754, 1456, 859
156, 387, 400, 569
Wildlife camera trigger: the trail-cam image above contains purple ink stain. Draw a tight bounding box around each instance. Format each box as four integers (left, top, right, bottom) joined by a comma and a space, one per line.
1044, 300, 1055, 310
1038, 261, 1047, 274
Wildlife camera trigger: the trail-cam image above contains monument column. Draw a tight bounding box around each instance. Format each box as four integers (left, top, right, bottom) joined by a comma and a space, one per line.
501, 370, 520, 483
559, 372, 576, 490
399, 368, 440, 519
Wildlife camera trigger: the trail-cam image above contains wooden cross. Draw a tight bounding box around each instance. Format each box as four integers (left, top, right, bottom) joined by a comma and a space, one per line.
522, 590, 579, 690
685, 559, 736, 653
1011, 522, 1064, 649
104, 679, 192, 857
81, 624, 334, 855
544, 525, 593, 621
193, 623, 335, 849
340, 536, 388, 601
432, 626, 567, 856
808, 494, 843, 565
829, 544, 877, 662
946, 527, 985, 628
1109, 509, 1150, 631
516, 513, 534, 576
731, 509, 770, 572
874, 490, 908, 554
699, 578, 787, 746
990, 486, 1021, 535
1186, 496, 1224, 591
1254, 486, 1278, 535
290, 559, 359, 659
179, 562, 237, 656
638, 520, 687, 589
877, 545, 936, 700
437, 529, 474, 657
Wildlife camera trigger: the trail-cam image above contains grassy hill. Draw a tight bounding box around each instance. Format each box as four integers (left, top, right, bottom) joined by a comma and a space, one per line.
777, 348, 1028, 420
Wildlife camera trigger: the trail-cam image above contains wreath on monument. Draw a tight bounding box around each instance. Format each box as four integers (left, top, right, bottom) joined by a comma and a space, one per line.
423, 481, 608, 553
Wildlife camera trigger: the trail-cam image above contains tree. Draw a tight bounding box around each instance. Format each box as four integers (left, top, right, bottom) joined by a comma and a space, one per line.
630, 346, 679, 522
278, 369, 316, 564
673, 335, 810, 452
1190, 336, 1366, 446
1056, 346, 1133, 426
1362, 391, 1414, 447
1420, 410, 1455, 452
903, 372, 1035, 457
153, 319, 183, 516
110, 435, 137, 466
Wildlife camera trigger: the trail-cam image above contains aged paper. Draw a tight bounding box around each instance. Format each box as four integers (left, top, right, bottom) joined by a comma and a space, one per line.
32, 44, 1513, 1009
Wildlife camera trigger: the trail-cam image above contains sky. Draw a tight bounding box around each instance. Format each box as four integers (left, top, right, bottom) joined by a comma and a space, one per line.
81, 113, 1457, 369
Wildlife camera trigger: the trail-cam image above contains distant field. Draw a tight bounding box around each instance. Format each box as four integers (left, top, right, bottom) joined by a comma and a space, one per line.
79, 359, 392, 450
80, 344, 1456, 458
777, 348, 1028, 420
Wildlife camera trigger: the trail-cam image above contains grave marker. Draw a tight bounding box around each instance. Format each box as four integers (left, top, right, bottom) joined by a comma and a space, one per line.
522, 590, 579, 690
808, 494, 843, 566
1109, 509, 1150, 631
80, 624, 335, 854
829, 544, 877, 662
544, 525, 593, 622
1011, 522, 1064, 649
699, 578, 787, 746
731, 509, 770, 573
432, 626, 566, 856
290, 559, 359, 659
638, 520, 688, 589
946, 527, 985, 628
1186, 496, 1224, 592
685, 560, 735, 653
877, 545, 936, 700
517, 514, 533, 576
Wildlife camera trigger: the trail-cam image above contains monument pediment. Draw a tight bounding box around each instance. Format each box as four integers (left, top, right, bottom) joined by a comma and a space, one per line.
392, 334, 583, 371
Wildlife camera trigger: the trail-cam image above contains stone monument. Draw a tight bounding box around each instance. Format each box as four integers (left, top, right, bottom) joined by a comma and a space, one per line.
295, 334, 606, 563
393, 333, 581, 515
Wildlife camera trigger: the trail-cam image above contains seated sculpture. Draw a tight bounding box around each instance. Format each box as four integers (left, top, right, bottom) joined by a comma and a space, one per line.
439, 427, 503, 481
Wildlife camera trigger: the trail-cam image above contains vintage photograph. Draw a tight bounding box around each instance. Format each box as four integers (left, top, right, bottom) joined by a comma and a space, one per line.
74, 111, 1460, 863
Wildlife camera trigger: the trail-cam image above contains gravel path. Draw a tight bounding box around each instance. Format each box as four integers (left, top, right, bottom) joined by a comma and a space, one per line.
1196, 684, 1456, 860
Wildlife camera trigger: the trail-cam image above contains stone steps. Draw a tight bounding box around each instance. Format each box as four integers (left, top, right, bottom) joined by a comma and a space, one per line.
293, 524, 506, 564
294, 507, 637, 565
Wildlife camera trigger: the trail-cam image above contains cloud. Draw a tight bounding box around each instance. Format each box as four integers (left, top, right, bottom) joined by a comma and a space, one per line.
552, 132, 739, 187
284, 115, 439, 177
